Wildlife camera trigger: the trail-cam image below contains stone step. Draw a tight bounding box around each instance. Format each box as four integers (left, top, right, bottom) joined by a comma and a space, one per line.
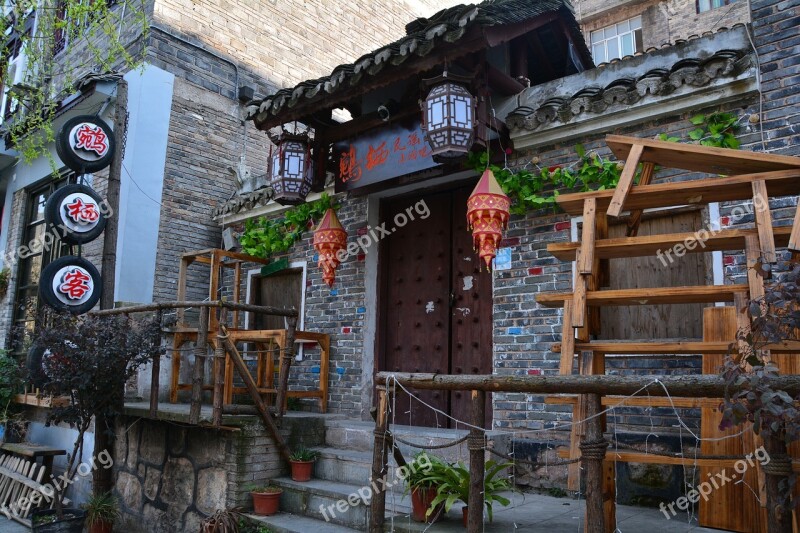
246, 512, 360, 533
270, 476, 413, 530
314, 446, 374, 485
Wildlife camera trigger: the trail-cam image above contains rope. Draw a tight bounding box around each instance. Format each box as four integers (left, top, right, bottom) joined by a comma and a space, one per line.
761, 453, 794, 477
392, 433, 470, 450
467, 435, 486, 452
579, 438, 609, 461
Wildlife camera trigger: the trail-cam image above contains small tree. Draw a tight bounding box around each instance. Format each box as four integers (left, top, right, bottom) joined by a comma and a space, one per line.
720, 258, 799, 532
35, 310, 162, 517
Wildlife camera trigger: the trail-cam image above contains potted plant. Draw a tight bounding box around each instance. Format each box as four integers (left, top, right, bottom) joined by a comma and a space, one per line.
31, 311, 162, 532
83, 492, 120, 533
288, 447, 319, 482
403, 452, 447, 523
249, 485, 282, 516
424, 460, 512, 527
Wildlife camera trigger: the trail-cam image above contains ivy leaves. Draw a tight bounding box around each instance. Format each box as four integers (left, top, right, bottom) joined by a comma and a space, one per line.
239, 193, 336, 258
687, 112, 741, 149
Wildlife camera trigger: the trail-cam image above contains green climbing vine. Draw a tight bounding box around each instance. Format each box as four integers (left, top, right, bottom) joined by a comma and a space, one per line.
1, 0, 149, 169
472, 112, 742, 215
239, 193, 337, 258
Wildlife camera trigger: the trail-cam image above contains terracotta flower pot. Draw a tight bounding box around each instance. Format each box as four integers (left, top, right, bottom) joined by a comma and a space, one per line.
290, 460, 314, 482
462, 506, 468, 528
252, 490, 282, 516
410, 486, 444, 523
88, 520, 113, 533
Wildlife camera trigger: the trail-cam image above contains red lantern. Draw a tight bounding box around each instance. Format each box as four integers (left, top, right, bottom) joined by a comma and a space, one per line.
313, 209, 347, 287
467, 169, 510, 270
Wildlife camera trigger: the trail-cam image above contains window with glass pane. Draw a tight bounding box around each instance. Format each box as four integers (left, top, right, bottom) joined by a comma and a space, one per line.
590, 16, 643, 64
10, 175, 74, 354
697, 0, 734, 12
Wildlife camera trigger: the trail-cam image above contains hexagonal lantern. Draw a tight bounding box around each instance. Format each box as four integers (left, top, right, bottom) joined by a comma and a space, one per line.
421, 72, 476, 161
268, 127, 313, 205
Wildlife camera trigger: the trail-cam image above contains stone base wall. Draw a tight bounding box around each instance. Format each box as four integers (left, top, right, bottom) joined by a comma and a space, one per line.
114, 413, 325, 533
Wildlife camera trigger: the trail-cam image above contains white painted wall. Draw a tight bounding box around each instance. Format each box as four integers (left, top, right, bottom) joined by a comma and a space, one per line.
115, 65, 174, 304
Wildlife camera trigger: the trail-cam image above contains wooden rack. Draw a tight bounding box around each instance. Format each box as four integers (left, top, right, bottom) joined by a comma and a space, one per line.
536, 134, 800, 533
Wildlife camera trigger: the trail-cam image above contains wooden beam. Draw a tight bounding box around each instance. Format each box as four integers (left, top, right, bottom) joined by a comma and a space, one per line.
487, 64, 526, 95
789, 203, 800, 252
189, 306, 209, 425
625, 162, 655, 237
566, 340, 800, 354
537, 284, 749, 307
558, 449, 800, 471
556, 169, 800, 216
560, 301, 576, 375
752, 180, 777, 262
548, 226, 794, 261
467, 390, 486, 532
91, 300, 299, 317
578, 198, 597, 274
607, 143, 644, 217
373, 372, 800, 396
572, 273, 587, 328
606, 134, 800, 176
583, 393, 606, 533
546, 395, 725, 408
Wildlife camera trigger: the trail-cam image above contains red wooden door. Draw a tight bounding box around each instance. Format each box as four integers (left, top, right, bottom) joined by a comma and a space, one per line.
379, 184, 492, 428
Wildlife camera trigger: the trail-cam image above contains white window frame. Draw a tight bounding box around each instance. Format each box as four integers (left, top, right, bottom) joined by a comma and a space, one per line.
697, 0, 735, 13
590, 16, 642, 64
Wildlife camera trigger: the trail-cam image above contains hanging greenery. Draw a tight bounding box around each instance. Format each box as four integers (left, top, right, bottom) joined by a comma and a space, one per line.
239, 192, 337, 258
471, 112, 742, 215
0, 0, 149, 169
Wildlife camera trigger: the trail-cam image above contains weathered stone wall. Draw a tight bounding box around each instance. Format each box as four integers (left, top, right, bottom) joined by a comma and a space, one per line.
114, 412, 325, 533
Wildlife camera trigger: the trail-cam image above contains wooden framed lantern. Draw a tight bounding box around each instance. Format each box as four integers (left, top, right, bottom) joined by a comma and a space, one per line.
268, 127, 313, 205
421, 72, 476, 162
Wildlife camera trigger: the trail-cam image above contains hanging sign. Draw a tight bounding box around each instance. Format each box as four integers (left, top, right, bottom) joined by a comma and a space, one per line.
56, 115, 116, 173
44, 184, 107, 245
334, 119, 439, 193
39, 256, 102, 314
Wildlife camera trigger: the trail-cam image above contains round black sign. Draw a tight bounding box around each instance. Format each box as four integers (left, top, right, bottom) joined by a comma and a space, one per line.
44, 184, 107, 245
39, 256, 102, 314
56, 115, 116, 173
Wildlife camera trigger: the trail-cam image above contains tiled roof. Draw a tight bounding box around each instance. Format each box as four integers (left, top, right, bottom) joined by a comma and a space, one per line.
246, 0, 588, 126
505, 24, 753, 133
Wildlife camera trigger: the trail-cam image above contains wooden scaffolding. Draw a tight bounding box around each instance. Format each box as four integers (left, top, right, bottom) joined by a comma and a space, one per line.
536, 135, 800, 533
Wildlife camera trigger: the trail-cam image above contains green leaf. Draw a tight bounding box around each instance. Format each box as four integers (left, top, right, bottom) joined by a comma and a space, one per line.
688, 128, 705, 140
690, 114, 706, 125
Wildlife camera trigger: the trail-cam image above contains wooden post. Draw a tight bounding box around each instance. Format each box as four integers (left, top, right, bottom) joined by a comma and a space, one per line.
148, 311, 163, 419
582, 393, 606, 533
763, 431, 794, 533
368, 387, 390, 533
212, 308, 227, 426
467, 390, 486, 532
275, 315, 298, 420
189, 306, 209, 425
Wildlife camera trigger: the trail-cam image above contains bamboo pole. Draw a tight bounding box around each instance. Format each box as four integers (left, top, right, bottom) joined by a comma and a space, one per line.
374, 372, 800, 397
90, 300, 298, 317
368, 387, 390, 533
467, 390, 486, 532
212, 308, 227, 426
189, 306, 209, 425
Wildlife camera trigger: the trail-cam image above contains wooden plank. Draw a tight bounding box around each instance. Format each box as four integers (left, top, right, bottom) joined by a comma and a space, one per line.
745, 234, 768, 302
556, 169, 800, 215
568, 340, 800, 354
789, 203, 800, 252
548, 226, 794, 261
700, 306, 764, 533
560, 301, 575, 375
752, 180, 777, 263
559, 449, 800, 470
546, 395, 722, 408
578, 198, 597, 274
572, 274, 587, 328
607, 143, 644, 217
537, 284, 749, 308
625, 162, 655, 237
606, 134, 800, 176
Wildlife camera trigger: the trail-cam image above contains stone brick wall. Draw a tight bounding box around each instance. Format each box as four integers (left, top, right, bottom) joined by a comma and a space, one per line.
574, 0, 750, 53
114, 412, 325, 532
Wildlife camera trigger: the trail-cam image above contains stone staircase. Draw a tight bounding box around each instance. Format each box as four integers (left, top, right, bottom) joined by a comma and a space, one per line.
248, 418, 510, 532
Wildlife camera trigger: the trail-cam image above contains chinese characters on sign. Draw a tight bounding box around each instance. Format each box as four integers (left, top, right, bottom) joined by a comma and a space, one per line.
73, 123, 109, 157
335, 121, 438, 192
64, 197, 100, 225
58, 268, 93, 300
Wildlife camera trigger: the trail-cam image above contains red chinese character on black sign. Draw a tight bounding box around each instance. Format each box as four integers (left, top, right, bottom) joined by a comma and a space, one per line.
58, 268, 92, 300
74, 124, 109, 157
64, 197, 99, 224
